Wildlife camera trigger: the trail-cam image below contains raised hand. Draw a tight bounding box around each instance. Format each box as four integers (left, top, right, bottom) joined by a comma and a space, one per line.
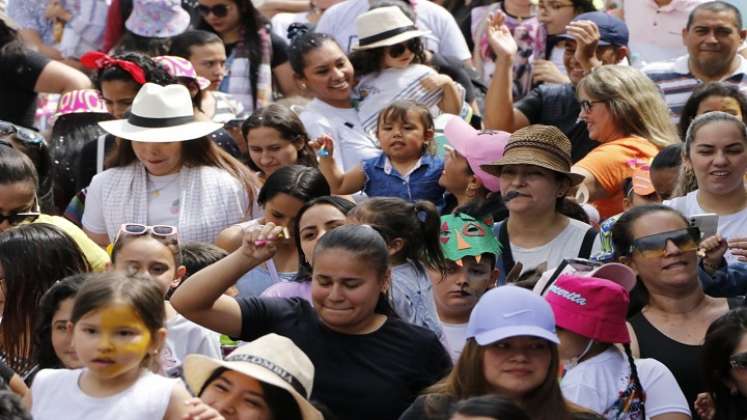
182, 398, 225, 420
531, 59, 571, 85
239, 222, 286, 263
309, 134, 335, 158
565, 20, 602, 71
420, 73, 453, 92
729, 236, 747, 262
486, 11, 518, 59
700, 234, 728, 272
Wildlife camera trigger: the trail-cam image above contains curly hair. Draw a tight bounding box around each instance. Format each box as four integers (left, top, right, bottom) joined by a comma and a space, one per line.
92, 52, 177, 90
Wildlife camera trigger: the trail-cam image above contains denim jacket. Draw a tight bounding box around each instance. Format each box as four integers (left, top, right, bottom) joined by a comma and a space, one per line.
389, 260, 445, 344
700, 260, 747, 297
362, 153, 445, 206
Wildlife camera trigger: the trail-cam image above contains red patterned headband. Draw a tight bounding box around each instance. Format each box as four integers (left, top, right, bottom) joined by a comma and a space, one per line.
80, 51, 146, 85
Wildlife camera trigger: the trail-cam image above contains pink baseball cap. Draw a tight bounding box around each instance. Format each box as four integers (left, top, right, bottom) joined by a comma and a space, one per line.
444, 116, 508, 192
55, 89, 109, 118
154, 56, 211, 90
545, 275, 630, 344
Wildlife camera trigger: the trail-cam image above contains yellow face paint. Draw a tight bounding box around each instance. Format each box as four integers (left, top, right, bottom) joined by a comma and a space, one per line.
74, 303, 154, 379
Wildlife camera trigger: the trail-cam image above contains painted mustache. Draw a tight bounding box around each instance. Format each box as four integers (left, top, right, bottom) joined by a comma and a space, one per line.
503, 191, 527, 202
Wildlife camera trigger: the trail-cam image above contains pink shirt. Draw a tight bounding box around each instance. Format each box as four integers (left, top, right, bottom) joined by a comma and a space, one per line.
623, 0, 710, 67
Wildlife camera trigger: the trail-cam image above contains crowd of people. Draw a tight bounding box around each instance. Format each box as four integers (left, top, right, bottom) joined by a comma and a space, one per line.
0, 0, 747, 418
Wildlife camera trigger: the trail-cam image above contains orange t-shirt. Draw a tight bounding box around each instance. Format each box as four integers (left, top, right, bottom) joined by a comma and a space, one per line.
575, 136, 659, 220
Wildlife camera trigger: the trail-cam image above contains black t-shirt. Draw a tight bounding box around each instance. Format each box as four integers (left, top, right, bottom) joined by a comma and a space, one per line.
0, 46, 50, 128
237, 297, 453, 420
224, 32, 289, 68
515, 83, 599, 162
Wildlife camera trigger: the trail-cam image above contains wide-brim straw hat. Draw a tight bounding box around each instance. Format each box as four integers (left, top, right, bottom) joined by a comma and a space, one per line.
352, 6, 430, 51
480, 124, 585, 186
183, 334, 323, 420
98, 83, 221, 142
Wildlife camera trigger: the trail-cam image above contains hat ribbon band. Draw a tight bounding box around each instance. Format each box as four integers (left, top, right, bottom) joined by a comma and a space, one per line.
225, 353, 307, 397
127, 113, 195, 128
358, 25, 418, 47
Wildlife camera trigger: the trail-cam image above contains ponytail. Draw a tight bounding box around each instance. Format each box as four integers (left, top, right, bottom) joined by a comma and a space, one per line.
413, 200, 447, 273
622, 343, 646, 419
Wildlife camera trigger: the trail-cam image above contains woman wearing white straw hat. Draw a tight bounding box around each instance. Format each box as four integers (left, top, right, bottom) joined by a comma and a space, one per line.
82, 83, 258, 246
183, 333, 323, 420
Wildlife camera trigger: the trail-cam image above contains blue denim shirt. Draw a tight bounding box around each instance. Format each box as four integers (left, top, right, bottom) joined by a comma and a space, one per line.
362, 153, 445, 206
389, 260, 444, 344
700, 261, 747, 297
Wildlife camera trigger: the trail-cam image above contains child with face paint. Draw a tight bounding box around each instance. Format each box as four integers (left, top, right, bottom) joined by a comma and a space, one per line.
110, 224, 222, 377
25, 273, 198, 419
544, 274, 691, 419
431, 212, 501, 361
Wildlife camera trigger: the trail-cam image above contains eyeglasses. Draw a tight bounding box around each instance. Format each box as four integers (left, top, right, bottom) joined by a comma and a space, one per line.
0, 196, 40, 226
0, 121, 45, 147
578, 100, 605, 113
197, 3, 230, 17
629, 227, 701, 258
388, 38, 420, 58
730, 352, 747, 370
538, 1, 575, 11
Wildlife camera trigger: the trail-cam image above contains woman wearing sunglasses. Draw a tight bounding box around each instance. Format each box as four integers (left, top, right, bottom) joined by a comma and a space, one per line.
195, 0, 298, 112
571, 65, 678, 221
0, 123, 55, 214
699, 308, 747, 420
611, 204, 735, 417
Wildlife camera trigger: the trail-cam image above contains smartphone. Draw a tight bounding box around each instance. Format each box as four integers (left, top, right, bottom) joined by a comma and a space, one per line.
689, 213, 719, 239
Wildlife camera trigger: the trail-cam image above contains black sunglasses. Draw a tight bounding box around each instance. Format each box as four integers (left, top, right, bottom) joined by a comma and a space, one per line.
387, 38, 420, 58
731, 352, 747, 369
629, 227, 701, 258
578, 100, 605, 113
197, 3, 230, 17
0, 121, 45, 147
0, 196, 40, 227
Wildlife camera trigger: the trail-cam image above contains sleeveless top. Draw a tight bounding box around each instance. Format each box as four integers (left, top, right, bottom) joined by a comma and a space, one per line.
630, 298, 741, 420
30, 368, 177, 420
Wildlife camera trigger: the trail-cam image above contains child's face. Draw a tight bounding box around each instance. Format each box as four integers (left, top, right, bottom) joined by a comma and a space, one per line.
113, 236, 183, 296
73, 303, 158, 380
378, 110, 432, 162
52, 297, 82, 369
381, 40, 416, 70
433, 256, 495, 320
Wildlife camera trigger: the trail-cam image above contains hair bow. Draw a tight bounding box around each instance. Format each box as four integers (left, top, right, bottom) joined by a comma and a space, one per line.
287, 23, 310, 43
80, 51, 147, 85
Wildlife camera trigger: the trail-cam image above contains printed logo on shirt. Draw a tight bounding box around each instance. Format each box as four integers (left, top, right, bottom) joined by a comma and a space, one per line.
548, 284, 587, 306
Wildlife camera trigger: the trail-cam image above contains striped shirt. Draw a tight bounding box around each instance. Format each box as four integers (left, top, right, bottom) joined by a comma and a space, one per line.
643, 54, 747, 123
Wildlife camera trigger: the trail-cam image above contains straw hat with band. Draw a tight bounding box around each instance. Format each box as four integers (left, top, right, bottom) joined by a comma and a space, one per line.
184, 333, 323, 420
353, 6, 429, 51
480, 124, 585, 186
98, 83, 222, 143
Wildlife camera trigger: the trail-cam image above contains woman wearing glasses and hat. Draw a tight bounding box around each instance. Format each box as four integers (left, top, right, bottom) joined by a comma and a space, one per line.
611, 204, 735, 417
81, 83, 257, 246
480, 124, 600, 280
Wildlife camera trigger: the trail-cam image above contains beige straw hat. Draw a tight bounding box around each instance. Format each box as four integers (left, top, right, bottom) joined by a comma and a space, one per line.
480, 124, 585, 186
353, 6, 429, 50
183, 333, 323, 420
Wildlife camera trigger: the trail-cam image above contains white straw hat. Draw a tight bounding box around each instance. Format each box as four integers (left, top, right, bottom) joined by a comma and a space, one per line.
353, 6, 429, 50
98, 83, 222, 142
183, 334, 323, 420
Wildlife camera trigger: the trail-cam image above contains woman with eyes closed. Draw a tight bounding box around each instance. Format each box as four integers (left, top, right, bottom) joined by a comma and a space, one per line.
611, 204, 733, 418
289, 31, 380, 171
172, 224, 452, 420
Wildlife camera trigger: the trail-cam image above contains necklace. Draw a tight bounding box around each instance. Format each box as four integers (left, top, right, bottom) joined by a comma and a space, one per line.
148, 174, 180, 198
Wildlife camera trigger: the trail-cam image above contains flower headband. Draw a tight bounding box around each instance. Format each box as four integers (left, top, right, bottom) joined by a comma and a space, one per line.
80, 51, 146, 85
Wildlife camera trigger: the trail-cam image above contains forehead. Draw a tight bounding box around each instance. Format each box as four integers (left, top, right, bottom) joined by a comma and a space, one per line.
692, 120, 747, 143
190, 42, 226, 59
630, 211, 687, 238
299, 204, 345, 228
0, 182, 35, 212
117, 236, 175, 261
689, 9, 741, 30
305, 41, 346, 67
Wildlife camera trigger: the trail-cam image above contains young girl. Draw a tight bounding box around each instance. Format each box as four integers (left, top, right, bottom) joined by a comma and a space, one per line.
347, 197, 446, 339
33, 274, 87, 372
261, 195, 355, 302
26, 272, 193, 419
110, 224, 222, 376
171, 224, 451, 419
544, 274, 691, 419
315, 100, 445, 205
215, 165, 330, 296
349, 6, 463, 133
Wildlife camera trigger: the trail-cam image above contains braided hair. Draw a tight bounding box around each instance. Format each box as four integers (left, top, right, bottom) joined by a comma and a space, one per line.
622, 343, 646, 419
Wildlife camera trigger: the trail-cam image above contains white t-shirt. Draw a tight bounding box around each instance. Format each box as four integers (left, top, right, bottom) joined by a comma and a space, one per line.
31, 369, 177, 420
299, 98, 380, 171
665, 190, 747, 265
161, 313, 222, 377
562, 347, 691, 419
494, 218, 602, 274
315, 0, 471, 60
439, 321, 468, 362
82, 171, 181, 234
270, 11, 309, 44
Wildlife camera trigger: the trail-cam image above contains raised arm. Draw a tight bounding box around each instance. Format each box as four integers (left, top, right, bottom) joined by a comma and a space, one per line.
312, 135, 366, 195
170, 223, 285, 337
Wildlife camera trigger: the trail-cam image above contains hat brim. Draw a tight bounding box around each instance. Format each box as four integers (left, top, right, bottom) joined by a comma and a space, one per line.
590, 263, 636, 292
197, 76, 211, 90
352, 29, 430, 51
481, 152, 586, 186
474, 325, 560, 346
552, 305, 630, 344
98, 119, 222, 142
444, 116, 504, 192
183, 354, 323, 420
556, 33, 613, 46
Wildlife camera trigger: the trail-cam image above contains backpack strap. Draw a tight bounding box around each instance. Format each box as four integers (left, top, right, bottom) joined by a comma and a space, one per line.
498, 221, 515, 274
578, 227, 598, 259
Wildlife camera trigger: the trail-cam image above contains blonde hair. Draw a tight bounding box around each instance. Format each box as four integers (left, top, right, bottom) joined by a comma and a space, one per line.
577, 65, 678, 149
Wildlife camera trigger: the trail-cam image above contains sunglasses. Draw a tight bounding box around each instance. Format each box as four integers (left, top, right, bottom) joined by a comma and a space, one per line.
578, 100, 605, 113
388, 38, 420, 58
629, 227, 701, 258
730, 352, 747, 369
197, 3, 230, 17
114, 223, 178, 245
0, 196, 40, 226
0, 121, 45, 147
